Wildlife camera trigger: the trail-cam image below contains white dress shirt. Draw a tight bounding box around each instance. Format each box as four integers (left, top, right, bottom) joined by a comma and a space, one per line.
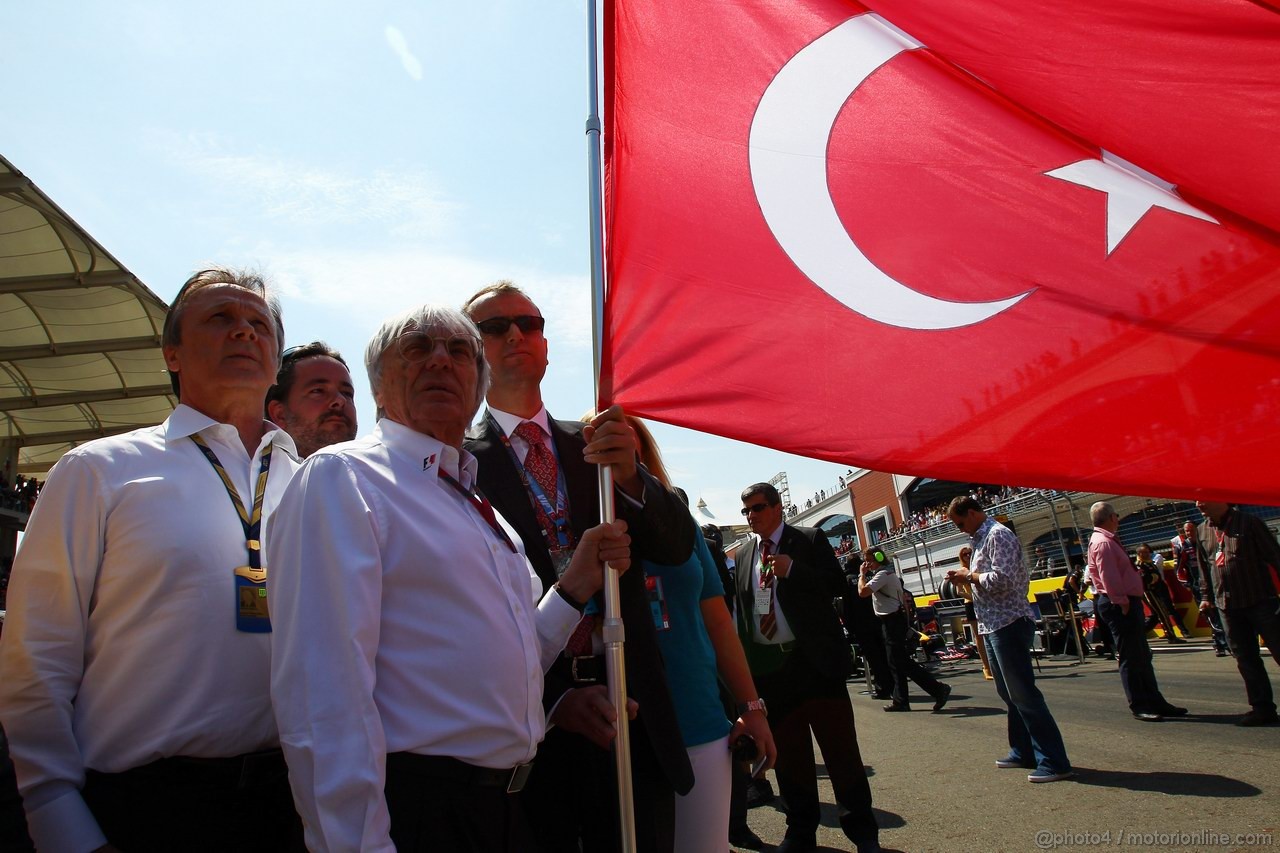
0, 405, 300, 853
267, 418, 580, 853
487, 404, 555, 466
484, 405, 645, 511
750, 525, 796, 644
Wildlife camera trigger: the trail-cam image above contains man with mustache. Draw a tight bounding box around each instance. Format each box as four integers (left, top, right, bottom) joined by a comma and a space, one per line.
266, 341, 358, 457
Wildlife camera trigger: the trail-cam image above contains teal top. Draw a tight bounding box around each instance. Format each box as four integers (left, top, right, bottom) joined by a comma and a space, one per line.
642, 533, 731, 748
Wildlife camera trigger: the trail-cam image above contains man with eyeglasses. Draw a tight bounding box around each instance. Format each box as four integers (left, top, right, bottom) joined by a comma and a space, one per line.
265, 341, 358, 458
461, 281, 695, 853
267, 305, 633, 851
0, 267, 305, 852
735, 483, 881, 853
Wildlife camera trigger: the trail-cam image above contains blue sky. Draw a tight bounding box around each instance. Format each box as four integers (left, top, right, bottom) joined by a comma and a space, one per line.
5, 0, 852, 519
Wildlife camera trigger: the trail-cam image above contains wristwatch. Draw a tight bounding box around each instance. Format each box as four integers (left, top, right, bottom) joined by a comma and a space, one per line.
737, 698, 768, 717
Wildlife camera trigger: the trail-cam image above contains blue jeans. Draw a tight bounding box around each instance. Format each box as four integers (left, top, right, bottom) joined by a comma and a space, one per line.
985, 617, 1071, 773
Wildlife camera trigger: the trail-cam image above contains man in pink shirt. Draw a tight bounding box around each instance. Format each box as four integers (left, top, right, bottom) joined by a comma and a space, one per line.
1087, 502, 1188, 722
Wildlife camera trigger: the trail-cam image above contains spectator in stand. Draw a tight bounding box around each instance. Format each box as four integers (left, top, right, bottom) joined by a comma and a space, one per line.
1194, 501, 1280, 727
1087, 502, 1188, 722
1171, 520, 1229, 656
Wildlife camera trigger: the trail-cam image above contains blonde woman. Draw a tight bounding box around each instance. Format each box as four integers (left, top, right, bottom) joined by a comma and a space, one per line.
587, 412, 776, 853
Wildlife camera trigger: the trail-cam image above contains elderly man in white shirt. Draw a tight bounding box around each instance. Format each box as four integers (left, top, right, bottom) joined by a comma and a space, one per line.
267, 304, 631, 853
0, 268, 305, 853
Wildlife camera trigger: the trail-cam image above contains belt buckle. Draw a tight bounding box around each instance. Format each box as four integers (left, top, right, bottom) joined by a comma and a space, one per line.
507, 762, 533, 794
570, 656, 599, 684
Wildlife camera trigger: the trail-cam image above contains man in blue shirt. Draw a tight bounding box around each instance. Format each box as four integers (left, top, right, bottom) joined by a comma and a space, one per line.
945, 496, 1072, 783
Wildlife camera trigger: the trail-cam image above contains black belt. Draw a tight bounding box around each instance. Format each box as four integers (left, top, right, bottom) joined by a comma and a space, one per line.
569, 654, 605, 684
387, 753, 533, 794
90, 748, 289, 789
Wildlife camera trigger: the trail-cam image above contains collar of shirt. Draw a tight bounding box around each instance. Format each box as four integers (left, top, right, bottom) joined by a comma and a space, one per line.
377, 418, 476, 490
488, 406, 551, 441
1092, 526, 1120, 546
160, 403, 300, 459
761, 523, 783, 550
971, 515, 997, 548
1208, 508, 1236, 530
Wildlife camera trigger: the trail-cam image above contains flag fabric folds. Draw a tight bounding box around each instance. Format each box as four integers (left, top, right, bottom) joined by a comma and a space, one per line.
601, 0, 1280, 503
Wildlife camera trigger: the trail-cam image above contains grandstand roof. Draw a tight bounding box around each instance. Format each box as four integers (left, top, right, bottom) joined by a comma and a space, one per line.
0, 155, 175, 476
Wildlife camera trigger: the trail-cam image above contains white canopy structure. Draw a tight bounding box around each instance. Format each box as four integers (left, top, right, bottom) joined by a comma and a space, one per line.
0, 155, 175, 481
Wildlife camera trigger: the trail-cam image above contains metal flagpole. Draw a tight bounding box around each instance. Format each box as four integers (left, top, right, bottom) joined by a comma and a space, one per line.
584, 2, 637, 850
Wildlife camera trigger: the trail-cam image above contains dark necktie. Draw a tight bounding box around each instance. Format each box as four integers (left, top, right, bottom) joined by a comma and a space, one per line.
760, 539, 778, 640
514, 421, 558, 499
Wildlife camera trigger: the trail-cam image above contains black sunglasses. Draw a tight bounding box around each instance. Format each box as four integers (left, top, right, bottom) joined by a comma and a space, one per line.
475, 315, 546, 337
280, 342, 324, 362
741, 502, 770, 516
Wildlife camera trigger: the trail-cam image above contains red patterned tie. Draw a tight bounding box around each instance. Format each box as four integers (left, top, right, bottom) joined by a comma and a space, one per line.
514, 421, 559, 498
759, 539, 777, 640
564, 614, 596, 656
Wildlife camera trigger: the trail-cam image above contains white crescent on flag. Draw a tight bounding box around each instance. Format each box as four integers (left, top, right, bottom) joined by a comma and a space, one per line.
748, 14, 1032, 330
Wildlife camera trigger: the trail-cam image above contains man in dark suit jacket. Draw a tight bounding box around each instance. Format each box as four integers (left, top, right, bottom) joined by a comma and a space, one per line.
462, 282, 694, 853
737, 483, 881, 853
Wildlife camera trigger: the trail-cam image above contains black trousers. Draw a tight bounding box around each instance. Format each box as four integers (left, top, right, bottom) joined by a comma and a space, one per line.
1221, 598, 1280, 714
755, 650, 878, 845
81, 750, 304, 853
1098, 594, 1169, 714
879, 609, 947, 706
521, 718, 674, 853
385, 753, 533, 853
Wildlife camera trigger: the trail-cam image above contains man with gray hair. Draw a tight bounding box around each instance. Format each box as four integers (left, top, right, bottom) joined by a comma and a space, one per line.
0, 267, 305, 852
267, 304, 633, 852
1086, 501, 1187, 722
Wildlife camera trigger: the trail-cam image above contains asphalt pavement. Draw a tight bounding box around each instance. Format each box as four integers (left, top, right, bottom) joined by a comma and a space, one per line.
735, 638, 1279, 853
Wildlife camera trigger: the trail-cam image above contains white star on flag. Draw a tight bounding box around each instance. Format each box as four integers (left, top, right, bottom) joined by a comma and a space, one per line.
1046, 150, 1218, 255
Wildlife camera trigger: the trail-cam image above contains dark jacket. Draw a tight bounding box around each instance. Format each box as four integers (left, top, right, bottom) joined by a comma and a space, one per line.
465, 413, 695, 794
735, 523, 852, 682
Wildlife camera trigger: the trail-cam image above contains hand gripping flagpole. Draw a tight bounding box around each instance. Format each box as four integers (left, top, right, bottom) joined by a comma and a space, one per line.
585, 1, 637, 851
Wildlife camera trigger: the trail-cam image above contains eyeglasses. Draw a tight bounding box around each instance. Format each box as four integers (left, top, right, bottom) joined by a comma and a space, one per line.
741, 502, 771, 516
396, 332, 479, 364
474, 315, 546, 337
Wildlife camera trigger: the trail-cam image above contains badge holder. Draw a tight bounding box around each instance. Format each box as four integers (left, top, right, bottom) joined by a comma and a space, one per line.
645, 574, 671, 631
235, 565, 271, 633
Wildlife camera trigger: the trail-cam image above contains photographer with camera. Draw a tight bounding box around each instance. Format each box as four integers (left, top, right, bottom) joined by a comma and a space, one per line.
857, 548, 952, 713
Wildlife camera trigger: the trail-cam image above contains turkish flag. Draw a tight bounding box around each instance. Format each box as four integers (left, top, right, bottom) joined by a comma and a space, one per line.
601, 0, 1280, 503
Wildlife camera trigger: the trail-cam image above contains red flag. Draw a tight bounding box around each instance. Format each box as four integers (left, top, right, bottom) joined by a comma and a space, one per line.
859, 0, 1280, 236
602, 0, 1280, 504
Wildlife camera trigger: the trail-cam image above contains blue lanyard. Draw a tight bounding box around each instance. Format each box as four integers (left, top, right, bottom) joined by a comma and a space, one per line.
191, 434, 272, 570
488, 412, 574, 549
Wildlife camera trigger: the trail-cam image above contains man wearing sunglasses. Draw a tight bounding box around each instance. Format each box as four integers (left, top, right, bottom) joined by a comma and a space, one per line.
462, 281, 695, 853
265, 341, 358, 458
735, 484, 881, 853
